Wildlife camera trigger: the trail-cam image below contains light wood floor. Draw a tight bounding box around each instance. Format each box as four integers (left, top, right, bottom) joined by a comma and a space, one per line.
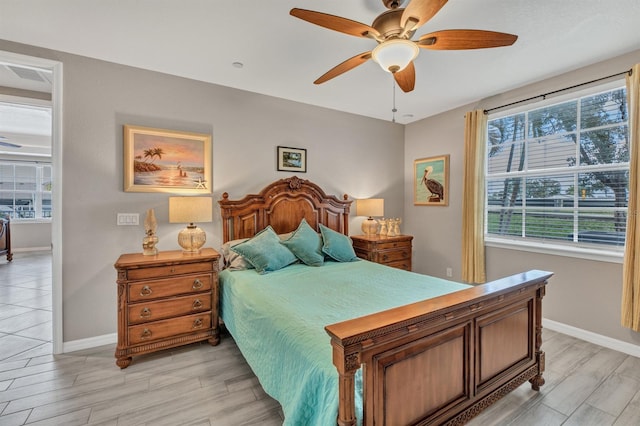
1, 252, 640, 425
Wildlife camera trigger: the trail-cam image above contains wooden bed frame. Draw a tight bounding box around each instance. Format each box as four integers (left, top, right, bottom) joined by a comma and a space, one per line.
0, 217, 12, 262
219, 176, 552, 426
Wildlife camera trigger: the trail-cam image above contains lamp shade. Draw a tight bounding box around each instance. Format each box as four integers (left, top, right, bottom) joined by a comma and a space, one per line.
169, 197, 212, 253
372, 39, 419, 73
356, 198, 384, 218
169, 197, 212, 224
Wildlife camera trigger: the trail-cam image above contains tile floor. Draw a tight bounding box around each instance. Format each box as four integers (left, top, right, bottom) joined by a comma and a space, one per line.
0, 251, 52, 362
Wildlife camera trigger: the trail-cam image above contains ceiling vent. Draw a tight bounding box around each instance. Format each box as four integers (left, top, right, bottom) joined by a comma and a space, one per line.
6, 65, 52, 84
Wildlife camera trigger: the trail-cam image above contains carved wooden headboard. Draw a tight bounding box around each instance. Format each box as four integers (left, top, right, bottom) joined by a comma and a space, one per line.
219, 176, 352, 243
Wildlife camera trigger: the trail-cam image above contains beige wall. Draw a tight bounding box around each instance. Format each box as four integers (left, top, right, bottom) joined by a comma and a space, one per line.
405, 48, 640, 348
0, 39, 405, 343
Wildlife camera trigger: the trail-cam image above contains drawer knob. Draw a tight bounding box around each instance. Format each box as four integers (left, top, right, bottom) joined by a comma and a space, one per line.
170, 267, 176, 273
193, 318, 203, 329
140, 307, 151, 318
140, 328, 152, 339
382, 254, 389, 261
192, 279, 203, 290
192, 299, 203, 310
140, 286, 153, 296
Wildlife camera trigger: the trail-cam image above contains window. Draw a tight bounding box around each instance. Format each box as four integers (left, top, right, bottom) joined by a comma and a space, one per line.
485, 85, 629, 256
0, 161, 52, 220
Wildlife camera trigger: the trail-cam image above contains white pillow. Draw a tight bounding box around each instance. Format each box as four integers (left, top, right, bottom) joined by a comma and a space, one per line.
221, 238, 253, 270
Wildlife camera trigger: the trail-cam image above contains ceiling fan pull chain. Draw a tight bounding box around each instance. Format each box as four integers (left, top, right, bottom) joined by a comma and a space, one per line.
392, 78, 398, 123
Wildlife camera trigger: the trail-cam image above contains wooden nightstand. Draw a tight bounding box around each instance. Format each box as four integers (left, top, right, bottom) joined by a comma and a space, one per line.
351, 234, 413, 271
114, 248, 220, 368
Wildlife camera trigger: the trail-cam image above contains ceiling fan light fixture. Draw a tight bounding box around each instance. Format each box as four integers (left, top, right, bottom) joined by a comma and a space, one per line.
372, 39, 419, 73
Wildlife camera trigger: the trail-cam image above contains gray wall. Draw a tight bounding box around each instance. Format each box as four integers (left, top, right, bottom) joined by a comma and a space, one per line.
404, 49, 640, 348
10, 222, 51, 250
0, 39, 405, 343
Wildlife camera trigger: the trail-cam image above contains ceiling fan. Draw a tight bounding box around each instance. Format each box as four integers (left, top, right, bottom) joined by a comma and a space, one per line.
0, 136, 21, 148
290, 0, 518, 93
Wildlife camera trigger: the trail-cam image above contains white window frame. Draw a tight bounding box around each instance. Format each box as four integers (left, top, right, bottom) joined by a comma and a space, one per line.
484, 80, 628, 263
0, 160, 52, 222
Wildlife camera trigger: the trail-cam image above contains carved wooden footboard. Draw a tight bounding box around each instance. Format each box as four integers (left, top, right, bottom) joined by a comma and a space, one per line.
326, 269, 552, 426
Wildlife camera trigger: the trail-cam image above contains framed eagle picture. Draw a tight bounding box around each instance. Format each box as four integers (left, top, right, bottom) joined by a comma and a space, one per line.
414, 155, 449, 206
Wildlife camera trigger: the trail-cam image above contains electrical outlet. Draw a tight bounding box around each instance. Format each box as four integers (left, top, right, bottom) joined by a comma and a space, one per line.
117, 213, 139, 226
446, 267, 453, 277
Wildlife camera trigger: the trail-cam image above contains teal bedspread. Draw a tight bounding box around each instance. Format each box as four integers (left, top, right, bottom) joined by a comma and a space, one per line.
219, 260, 470, 426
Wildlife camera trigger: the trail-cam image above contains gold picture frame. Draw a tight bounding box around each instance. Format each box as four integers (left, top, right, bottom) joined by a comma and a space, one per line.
123, 125, 212, 194
414, 155, 449, 206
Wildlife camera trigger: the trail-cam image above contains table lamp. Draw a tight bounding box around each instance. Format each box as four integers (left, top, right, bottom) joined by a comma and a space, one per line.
169, 196, 212, 253
356, 198, 384, 235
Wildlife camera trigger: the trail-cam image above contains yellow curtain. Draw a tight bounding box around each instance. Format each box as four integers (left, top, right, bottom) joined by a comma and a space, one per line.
622, 64, 640, 331
461, 110, 488, 284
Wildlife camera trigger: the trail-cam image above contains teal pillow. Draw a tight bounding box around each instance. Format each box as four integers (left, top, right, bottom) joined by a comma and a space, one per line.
230, 226, 298, 274
319, 224, 359, 262
281, 219, 324, 266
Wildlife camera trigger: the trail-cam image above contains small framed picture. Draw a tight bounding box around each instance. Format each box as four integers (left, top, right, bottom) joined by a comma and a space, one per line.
277, 146, 307, 173
414, 154, 449, 206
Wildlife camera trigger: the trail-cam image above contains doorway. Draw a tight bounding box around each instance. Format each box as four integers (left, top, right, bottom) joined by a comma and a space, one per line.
0, 50, 63, 354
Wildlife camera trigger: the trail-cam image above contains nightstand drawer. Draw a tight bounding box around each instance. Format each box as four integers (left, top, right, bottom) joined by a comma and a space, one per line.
128, 293, 212, 325
128, 274, 211, 302
127, 262, 212, 280
128, 312, 212, 345
375, 241, 410, 251
386, 259, 412, 271
378, 248, 410, 263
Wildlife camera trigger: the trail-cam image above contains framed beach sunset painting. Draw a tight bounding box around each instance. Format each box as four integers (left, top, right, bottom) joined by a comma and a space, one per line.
123, 125, 212, 194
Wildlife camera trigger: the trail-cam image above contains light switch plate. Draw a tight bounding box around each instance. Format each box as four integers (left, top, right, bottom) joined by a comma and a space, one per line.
117, 213, 139, 226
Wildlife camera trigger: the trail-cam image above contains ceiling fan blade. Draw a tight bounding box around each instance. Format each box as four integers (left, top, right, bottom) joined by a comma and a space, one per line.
290, 8, 380, 39
314, 52, 373, 85
401, 0, 448, 32
0, 141, 22, 148
394, 61, 416, 93
418, 29, 518, 50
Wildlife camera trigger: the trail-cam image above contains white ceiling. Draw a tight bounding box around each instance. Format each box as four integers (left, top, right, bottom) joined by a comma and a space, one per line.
1, 0, 640, 125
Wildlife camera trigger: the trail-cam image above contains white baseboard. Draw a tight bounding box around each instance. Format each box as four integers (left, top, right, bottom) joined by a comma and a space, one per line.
12, 247, 52, 253
62, 333, 117, 353
543, 318, 640, 358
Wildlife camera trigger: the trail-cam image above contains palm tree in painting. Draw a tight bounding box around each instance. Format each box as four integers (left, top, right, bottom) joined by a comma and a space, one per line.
143, 148, 155, 163
135, 147, 163, 173
151, 147, 165, 163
